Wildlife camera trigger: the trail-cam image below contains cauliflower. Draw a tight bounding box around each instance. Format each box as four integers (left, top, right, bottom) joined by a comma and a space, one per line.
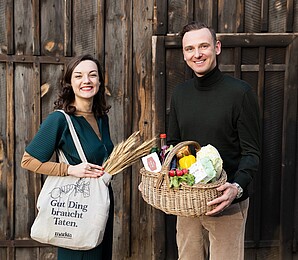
196, 144, 223, 182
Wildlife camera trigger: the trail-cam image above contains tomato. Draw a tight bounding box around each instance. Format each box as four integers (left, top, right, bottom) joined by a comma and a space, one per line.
176, 169, 183, 176
182, 168, 189, 175
169, 169, 176, 177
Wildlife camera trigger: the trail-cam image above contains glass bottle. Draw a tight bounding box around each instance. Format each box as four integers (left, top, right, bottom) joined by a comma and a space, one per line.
159, 133, 167, 163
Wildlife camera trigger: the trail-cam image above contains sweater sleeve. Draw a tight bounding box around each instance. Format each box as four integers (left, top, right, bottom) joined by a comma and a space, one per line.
25, 111, 66, 162
167, 89, 182, 146
21, 151, 69, 176
234, 88, 261, 188
21, 111, 70, 176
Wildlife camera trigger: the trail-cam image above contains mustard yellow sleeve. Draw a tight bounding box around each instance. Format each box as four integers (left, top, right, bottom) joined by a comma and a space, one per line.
21, 151, 69, 176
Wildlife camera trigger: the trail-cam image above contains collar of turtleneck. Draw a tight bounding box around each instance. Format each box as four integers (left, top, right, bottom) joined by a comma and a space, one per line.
194, 66, 224, 90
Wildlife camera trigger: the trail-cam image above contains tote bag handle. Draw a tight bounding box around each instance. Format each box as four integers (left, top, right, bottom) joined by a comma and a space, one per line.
56, 109, 87, 163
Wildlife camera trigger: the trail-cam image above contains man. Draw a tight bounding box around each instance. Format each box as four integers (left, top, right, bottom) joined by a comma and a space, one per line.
167, 21, 261, 260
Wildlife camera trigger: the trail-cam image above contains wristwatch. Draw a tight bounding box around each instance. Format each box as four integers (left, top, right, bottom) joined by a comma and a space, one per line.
232, 182, 243, 199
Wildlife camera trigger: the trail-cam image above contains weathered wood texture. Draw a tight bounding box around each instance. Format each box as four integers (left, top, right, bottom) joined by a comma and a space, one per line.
104, 1, 133, 259
0, 0, 297, 259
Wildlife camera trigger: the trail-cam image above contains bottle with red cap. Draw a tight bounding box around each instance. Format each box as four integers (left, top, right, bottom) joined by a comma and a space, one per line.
160, 133, 167, 148
159, 133, 168, 163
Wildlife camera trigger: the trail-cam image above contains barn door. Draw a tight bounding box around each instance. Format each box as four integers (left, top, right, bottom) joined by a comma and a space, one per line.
152, 33, 298, 260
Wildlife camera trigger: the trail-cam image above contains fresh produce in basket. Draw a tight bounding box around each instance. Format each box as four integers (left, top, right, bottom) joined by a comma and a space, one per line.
167, 145, 197, 188
197, 144, 223, 180
167, 144, 223, 187
168, 168, 195, 188
189, 144, 223, 184
139, 140, 228, 217
178, 154, 196, 169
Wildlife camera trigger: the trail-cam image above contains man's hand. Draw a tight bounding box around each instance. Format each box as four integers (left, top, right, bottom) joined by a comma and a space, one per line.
205, 182, 238, 216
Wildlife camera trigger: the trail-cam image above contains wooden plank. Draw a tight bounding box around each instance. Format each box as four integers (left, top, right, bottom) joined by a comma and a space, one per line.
14, 64, 38, 260
268, 0, 287, 32
167, 0, 193, 34
151, 36, 166, 259
245, 239, 280, 248
164, 33, 298, 48
244, 0, 261, 32
0, 61, 6, 260
153, 0, 167, 35
6, 61, 14, 260
32, 0, 40, 55
64, 0, 72, 56
131, 0, 154, 259
72, 0, 98, 55
152, 36, 166, 133
261, 70, 284, 243
0, 2, 6, 54
14, 0, 34, 55
286, 0, 294, 32
5, 0, 14, 54
0, 54, 72, 64
261, 0, 269, 31
280, 36, 298, 260
238, 0, 245, 32
95, 0, 105, 63
40, 64, 64, 120
39, 63, 62, 259
254, 46, 265, 248
185, 0, 194, 24
217, 33, 297, 47
0, 240, 50, 247
32, 61, 41, 138
0, 1, 7, 54
194, 0, 212, 27
32, 61, 42, 216
218, 0, 244, 32
257, 47, 265, 123
210, 0, 218, 31
40, 0, 64, 57
0, 62, 8, 260
104, 1, 133, 259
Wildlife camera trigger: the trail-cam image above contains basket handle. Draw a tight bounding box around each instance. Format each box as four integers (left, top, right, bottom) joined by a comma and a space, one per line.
156, 141, 201, 188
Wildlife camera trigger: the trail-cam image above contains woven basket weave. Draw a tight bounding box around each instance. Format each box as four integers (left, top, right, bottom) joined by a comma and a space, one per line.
139, 141, 227, 217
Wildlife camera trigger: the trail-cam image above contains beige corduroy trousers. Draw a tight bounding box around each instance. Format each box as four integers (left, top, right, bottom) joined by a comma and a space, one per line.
176, 199, 249, 260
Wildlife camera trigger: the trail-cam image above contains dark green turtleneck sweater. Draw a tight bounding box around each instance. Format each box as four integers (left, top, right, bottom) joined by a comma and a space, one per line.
167, 66, 261, 202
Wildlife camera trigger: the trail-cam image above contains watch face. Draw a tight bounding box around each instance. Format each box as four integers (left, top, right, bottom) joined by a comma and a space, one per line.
233, 183, 243, 199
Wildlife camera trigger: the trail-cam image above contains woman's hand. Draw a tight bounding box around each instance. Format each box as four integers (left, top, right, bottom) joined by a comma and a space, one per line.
204, 182, 238, 216
67, 162, 106, 178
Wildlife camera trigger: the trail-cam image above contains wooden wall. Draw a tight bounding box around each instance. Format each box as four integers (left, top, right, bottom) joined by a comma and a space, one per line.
0, 0, 297, 259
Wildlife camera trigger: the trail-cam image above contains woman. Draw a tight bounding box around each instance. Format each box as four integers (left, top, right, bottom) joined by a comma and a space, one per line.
21, 54, 114, 259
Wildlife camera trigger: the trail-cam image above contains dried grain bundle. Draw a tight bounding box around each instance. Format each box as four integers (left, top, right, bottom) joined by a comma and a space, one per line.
103, 131, 157, 175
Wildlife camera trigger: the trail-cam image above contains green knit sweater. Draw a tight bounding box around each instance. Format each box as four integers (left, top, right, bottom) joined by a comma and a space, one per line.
25, 111, 114, 166
167, 66, 261, 202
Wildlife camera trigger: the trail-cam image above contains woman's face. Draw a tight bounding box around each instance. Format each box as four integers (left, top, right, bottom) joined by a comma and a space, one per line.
71, 60, 100, 100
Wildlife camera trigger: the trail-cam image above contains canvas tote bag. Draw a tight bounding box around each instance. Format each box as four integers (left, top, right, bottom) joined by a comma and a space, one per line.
30, 110, 112, 250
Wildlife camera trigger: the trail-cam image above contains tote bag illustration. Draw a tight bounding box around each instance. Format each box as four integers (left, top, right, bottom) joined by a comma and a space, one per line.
30, 110, 111, 250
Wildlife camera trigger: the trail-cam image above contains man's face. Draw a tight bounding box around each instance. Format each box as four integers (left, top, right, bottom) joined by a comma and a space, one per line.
182, 28, 221, 77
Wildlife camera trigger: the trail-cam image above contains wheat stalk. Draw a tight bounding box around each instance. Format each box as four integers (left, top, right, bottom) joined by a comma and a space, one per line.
103, 131, 157, 175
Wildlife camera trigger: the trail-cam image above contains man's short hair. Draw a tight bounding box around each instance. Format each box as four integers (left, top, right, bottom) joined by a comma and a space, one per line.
180, 21, 217, 45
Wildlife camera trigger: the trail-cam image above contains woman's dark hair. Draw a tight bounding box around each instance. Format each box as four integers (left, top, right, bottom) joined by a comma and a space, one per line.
54, 54, 111, 117
180, 21, 217, 46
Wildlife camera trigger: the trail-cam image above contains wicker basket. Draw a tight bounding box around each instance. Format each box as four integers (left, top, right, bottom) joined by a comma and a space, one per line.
139, 141, 227, 217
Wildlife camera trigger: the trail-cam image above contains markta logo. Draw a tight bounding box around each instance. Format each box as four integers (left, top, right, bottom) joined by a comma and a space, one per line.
54, 231, 72, 239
